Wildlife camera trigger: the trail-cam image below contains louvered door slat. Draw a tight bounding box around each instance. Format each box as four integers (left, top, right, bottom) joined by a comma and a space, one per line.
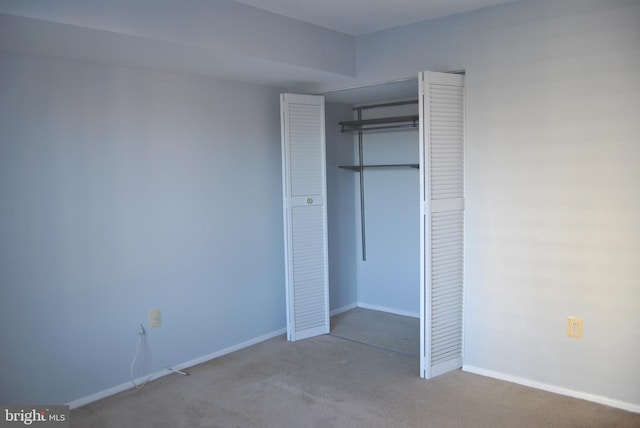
281, 94, 329, 342
289, 104, 324, 197
420, 71, 465, 379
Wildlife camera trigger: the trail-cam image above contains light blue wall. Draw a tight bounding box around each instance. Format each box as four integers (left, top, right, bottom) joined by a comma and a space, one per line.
0, 53, 285, 404
352, 0, 640, 407
325, 103, 358, 312
354, 104, 420, 316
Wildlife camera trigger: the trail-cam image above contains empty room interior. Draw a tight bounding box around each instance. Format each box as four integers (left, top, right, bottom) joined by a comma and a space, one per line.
0, 0, 639, 426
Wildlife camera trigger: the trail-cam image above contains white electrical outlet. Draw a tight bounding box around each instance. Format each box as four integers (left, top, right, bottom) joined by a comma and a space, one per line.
566, 316, 583, 339
149, 309, 162, 328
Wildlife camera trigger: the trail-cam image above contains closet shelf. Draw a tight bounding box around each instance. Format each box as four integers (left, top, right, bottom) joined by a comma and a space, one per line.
339, 164, 419, 171
339, 115, 419, 132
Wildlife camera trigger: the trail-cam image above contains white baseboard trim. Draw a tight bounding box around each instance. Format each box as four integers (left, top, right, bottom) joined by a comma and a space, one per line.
462, 365, 640, 414
67, 327, 286, 410
330, 303, 358, 317
357, 302, 419, 319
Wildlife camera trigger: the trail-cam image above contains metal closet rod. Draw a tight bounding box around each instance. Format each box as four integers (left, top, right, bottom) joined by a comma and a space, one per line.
354, 99, 419, 110
339, 116, 419, 133
339, 100, 420, 133
339, 164, 419, 170
354, 123, 417, 131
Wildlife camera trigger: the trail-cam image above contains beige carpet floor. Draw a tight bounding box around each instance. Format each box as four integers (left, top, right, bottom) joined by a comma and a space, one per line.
71, 309, 639, 427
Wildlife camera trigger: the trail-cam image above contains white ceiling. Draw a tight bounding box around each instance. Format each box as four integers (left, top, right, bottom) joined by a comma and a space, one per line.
235, 0, 516, 35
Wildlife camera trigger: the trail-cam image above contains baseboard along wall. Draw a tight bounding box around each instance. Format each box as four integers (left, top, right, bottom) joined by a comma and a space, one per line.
356, 302, 419, 319
463, 365, 640, 414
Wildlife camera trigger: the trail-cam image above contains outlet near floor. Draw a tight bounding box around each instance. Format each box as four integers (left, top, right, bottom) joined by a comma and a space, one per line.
149, 308, 162, 328
566, 316, 583, 338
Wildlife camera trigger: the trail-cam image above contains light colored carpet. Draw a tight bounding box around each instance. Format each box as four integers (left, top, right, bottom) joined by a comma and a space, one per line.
71, 310, 640, 427
330, 307, 419, 357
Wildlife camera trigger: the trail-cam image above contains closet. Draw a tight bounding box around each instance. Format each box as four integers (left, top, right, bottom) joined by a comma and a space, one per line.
281, 71, 465, 379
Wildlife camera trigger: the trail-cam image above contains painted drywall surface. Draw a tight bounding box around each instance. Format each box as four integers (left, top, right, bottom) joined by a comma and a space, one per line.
0, 0, 355, 79
0, 13, 351, 91
0, 53, 285, 404
353, 0, 640, 406
325, 103, 358, 312
353, 104, 420, 316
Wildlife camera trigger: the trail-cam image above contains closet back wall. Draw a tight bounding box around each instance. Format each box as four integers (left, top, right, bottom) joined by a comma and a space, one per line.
349, 103, 420, 317
326, 102, 358, 313
0, 52, 285, 405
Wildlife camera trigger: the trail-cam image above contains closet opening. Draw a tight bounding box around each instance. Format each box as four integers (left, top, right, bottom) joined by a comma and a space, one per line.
281, 71, 465, 378
323, 78, 421, 359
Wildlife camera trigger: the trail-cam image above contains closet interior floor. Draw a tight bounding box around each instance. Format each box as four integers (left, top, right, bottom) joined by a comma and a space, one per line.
330, 307, 419, 357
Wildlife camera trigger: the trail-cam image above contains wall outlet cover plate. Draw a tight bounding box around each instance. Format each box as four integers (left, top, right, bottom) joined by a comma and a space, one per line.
566, 316, 583, 339
149, 309, 162, 328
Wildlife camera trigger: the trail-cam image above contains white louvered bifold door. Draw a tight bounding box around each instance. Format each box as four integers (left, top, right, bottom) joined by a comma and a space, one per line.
280, 94, 329, 342
419, 72, 465, 378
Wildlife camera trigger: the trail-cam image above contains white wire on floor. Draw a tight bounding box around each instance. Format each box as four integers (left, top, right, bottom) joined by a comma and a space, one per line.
130, 324, 189, 389
130, 325, 159, 389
